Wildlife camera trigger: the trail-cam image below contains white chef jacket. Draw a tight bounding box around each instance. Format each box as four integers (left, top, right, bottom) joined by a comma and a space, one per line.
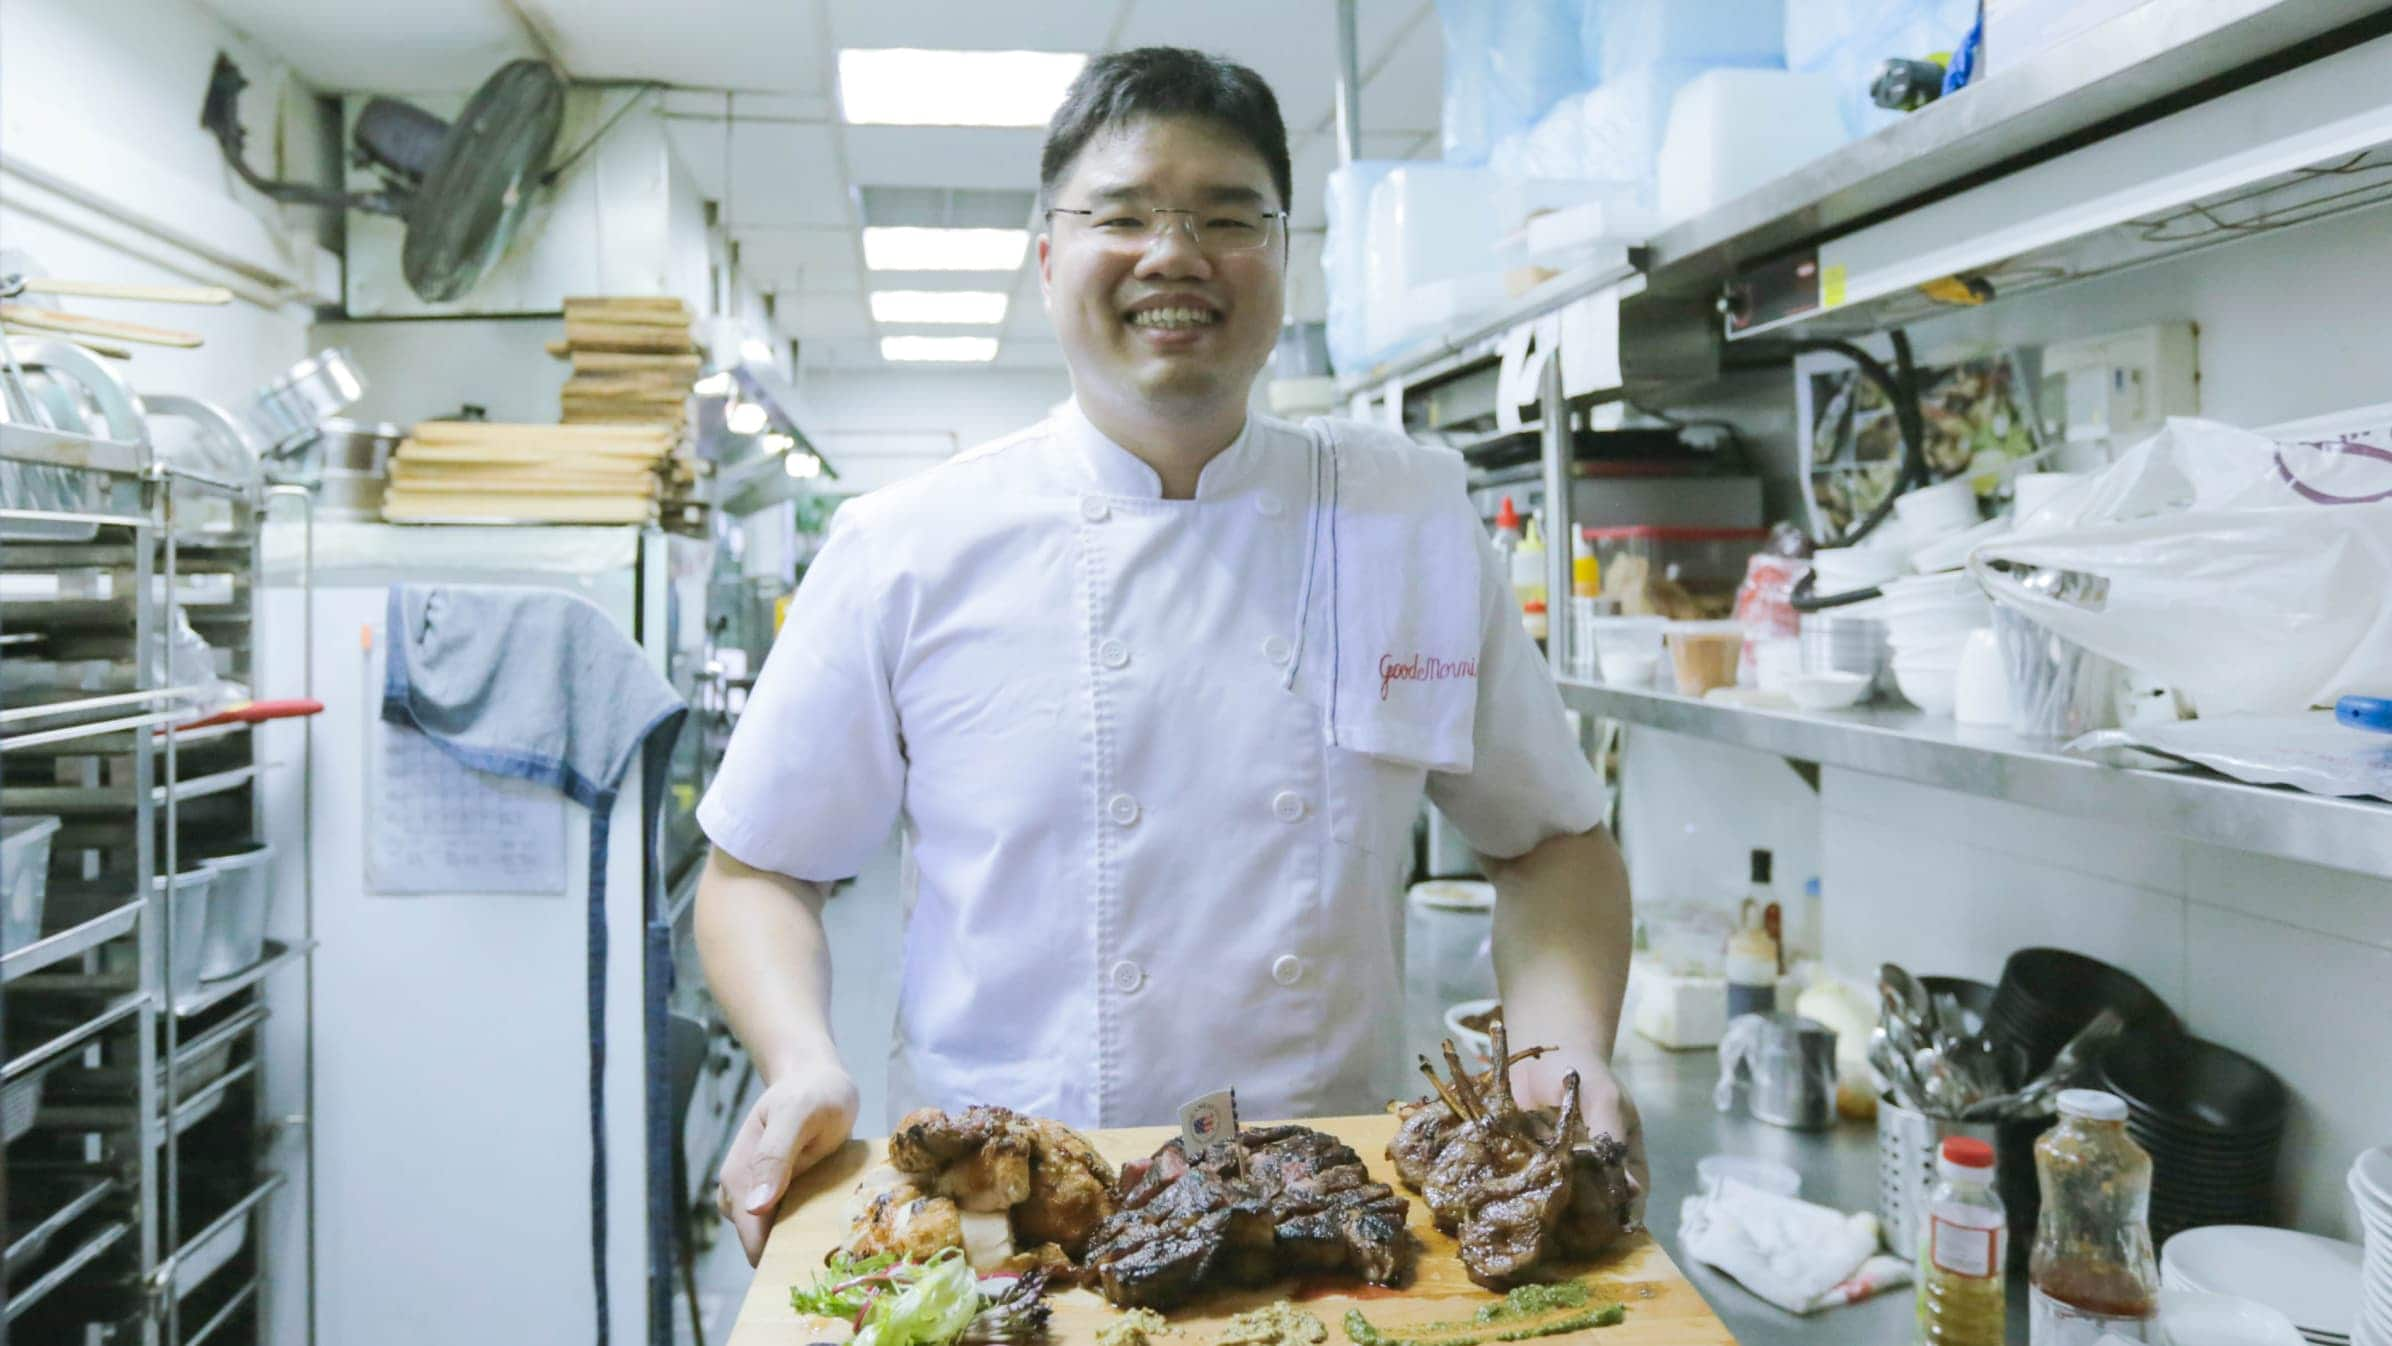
697, 401, 1603, 1129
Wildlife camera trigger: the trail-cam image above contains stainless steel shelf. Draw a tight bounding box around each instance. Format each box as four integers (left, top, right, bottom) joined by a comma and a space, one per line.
184, 1276, 260, 1346
0, 422, 146, 477
3, 1218, 132, 1322
3, 993, 146, 1085
3, 762, 259, 815
0, 898, 141, 984
4, 1175, 117, 1278
1557, 678, 2392, 880
168, 1172, 284, 1297
1332, 258, 1642, 397
1642, 0, 2388, 292
175, 940, 309, 1020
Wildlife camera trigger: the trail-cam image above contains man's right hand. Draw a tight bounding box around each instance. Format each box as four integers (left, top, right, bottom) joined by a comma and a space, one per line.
717, 1063, 860, 1265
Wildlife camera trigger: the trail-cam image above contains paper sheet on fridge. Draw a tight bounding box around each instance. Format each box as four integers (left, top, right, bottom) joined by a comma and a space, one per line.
366, 699, 567, 897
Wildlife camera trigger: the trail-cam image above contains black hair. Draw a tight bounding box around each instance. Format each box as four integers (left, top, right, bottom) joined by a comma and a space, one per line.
1039, 47, 1293, 214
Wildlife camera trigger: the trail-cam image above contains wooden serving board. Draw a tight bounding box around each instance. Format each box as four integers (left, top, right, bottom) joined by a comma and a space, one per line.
729, 1114, 1730, 1346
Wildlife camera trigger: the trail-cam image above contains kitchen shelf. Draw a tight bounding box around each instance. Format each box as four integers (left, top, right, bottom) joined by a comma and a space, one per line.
183, 1277, 260, 1346
170, 1172, 283, 1298
2, 1218, 131, 1322
4, 1174, 117, 1278
0, 422, 146, 478
0, 898, 141, 984
1642, 0, 2389, 295
1332, 258, 1643, 398
174, 940, 309, 1020
3, 994, 146, 1085
2, 762, 260, 814
1556, 678, 2392, 881
1724, 22, 2392, 342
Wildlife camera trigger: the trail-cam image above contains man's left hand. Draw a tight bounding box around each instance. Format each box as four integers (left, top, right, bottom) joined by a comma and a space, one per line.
1509, 1051, 1648, 1226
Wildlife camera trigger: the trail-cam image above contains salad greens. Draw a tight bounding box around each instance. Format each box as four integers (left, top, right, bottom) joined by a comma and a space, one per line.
790, 1249, 1051, 1346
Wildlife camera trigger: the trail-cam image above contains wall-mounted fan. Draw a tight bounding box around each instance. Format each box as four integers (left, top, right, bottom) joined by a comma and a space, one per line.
201, 54, 565, 303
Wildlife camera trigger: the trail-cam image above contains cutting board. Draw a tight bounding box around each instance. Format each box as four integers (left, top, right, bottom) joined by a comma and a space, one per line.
729, 1114, 1731, 1346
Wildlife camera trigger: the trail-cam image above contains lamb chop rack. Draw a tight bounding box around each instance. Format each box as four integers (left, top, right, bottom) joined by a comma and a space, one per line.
1388, 1022, 1637, 1288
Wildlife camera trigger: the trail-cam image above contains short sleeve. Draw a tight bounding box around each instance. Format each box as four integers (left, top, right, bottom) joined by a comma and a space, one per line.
1423, 526, 1605, 859
696, 506, 906, 882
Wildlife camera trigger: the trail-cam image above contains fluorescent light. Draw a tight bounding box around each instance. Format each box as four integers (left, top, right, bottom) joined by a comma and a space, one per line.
870, 290, 1010, 325
862, 227, 1028, 272
784, 451, 824, 480
761, 432, 796, 455
881, 336, 999, 363
725, 400, 768, 435
692, 372, 733, 397
839, 49, 1087, 127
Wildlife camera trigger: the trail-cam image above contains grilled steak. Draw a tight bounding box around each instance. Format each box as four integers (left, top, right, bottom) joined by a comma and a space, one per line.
1084, 1124, 1414, 1308
1391, 1024, 1637, 1288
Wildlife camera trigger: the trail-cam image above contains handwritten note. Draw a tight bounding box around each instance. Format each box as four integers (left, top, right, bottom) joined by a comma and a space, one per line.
367, 714, 567, 897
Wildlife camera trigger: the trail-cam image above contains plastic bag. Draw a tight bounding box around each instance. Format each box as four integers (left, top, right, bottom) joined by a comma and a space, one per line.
2070, 713, 2392, 803
1969, 417, 2392, 715
1436, 0, 1584, 166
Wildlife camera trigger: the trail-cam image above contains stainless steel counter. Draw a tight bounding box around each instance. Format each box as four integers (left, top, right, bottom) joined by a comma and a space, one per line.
1619, 1037, 2031, 1344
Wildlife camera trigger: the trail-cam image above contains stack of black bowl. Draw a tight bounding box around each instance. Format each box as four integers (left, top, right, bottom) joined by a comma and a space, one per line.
1983, 948, 2180, 1268
2095, 1032, 2289, 1244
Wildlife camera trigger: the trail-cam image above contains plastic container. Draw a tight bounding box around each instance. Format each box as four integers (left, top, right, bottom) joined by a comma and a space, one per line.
2030, 1089, 2161, 1343
196, 844, 273, 980
1583, 526, 1770, 595
1667, 620, 1746, 696
1918, 1136, 2008, 1346
1657, 69, 1848, 225
3, 815, 63, 952
159, 868, 217, 1004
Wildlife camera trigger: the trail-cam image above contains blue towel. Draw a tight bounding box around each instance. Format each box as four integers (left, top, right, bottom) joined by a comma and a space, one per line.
383, 584, 685, 1346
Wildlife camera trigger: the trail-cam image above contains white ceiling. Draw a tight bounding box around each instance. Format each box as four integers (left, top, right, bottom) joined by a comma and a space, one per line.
198, 0, 1443, 369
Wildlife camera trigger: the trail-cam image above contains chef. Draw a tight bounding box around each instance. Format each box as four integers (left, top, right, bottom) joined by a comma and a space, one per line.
695, 46, 1639, 1264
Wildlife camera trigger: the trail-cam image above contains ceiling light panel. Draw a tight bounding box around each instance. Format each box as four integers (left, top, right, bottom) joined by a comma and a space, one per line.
839, 49, 1088, 127
858, 187, 1038, 230
862, 227, 1029, 272
869, 290, 1010, 324
881, 336, 1000, 363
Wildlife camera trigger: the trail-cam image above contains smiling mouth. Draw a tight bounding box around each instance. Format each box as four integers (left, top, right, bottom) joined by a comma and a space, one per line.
1125, 306, 1221, 331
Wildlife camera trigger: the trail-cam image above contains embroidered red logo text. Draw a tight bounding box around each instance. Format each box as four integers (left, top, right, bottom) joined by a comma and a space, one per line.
1378, 652, 1479, 702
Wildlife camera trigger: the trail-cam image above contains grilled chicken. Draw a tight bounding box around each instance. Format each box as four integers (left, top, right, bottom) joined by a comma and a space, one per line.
841, 1106, 1119, 1275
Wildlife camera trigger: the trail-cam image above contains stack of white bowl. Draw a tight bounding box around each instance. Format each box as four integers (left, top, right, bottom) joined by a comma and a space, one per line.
1878, 572, 1991, 716
2354, 1147, 2392, 1346
1892, 476, 1984, 571
2162, 1225, 2366, 1346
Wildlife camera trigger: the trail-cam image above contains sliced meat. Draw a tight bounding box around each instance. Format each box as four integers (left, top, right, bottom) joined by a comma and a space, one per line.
1085, 1124, 1414, 1309
890, 1105, 1034, 1213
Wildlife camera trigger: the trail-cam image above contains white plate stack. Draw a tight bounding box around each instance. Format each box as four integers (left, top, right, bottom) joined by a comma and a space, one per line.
2355, 1148, 2392, 1346
2162, 1225, 2367, 1346
1878, 572, 1992, 717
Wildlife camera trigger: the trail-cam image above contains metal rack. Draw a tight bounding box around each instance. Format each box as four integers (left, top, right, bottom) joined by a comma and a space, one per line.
2, 336, 314, 1346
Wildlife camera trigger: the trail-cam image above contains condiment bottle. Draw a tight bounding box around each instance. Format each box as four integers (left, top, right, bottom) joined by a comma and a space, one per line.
2029, 1089, 2158, 1345
1725, 854, 1779, 1019
1492, 495, 1522, 563
1572, 528, 1601, 598
1512, 512, 1548, 618
1917, 1136, 2006, 1346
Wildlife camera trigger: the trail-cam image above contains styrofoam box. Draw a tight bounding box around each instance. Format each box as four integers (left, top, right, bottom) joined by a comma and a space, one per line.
1658, 69, 1850, 226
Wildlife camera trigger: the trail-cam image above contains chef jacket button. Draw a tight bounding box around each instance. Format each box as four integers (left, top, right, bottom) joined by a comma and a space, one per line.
1271, 954, 1304, 987
1098, 638, 1130, 669
1270, 790, 1307, 823
1253, 493, 1284, 517
1111, 960, 1145, 993
1080, 496, 1110, 523
1107, 793, 1141, 826
1261, 635, 1292, 666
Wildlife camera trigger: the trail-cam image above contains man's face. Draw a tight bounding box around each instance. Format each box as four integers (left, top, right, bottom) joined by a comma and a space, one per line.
1037, 116, 1286, 420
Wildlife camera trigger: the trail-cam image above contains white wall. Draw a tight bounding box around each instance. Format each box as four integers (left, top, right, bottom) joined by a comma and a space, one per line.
0, 0, 328, 402
794, 367, 1072, 494
1624, 204, 2392, 1246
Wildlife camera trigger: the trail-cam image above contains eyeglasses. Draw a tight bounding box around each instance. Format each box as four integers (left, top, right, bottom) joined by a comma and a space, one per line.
1045, 205, 1289, 256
